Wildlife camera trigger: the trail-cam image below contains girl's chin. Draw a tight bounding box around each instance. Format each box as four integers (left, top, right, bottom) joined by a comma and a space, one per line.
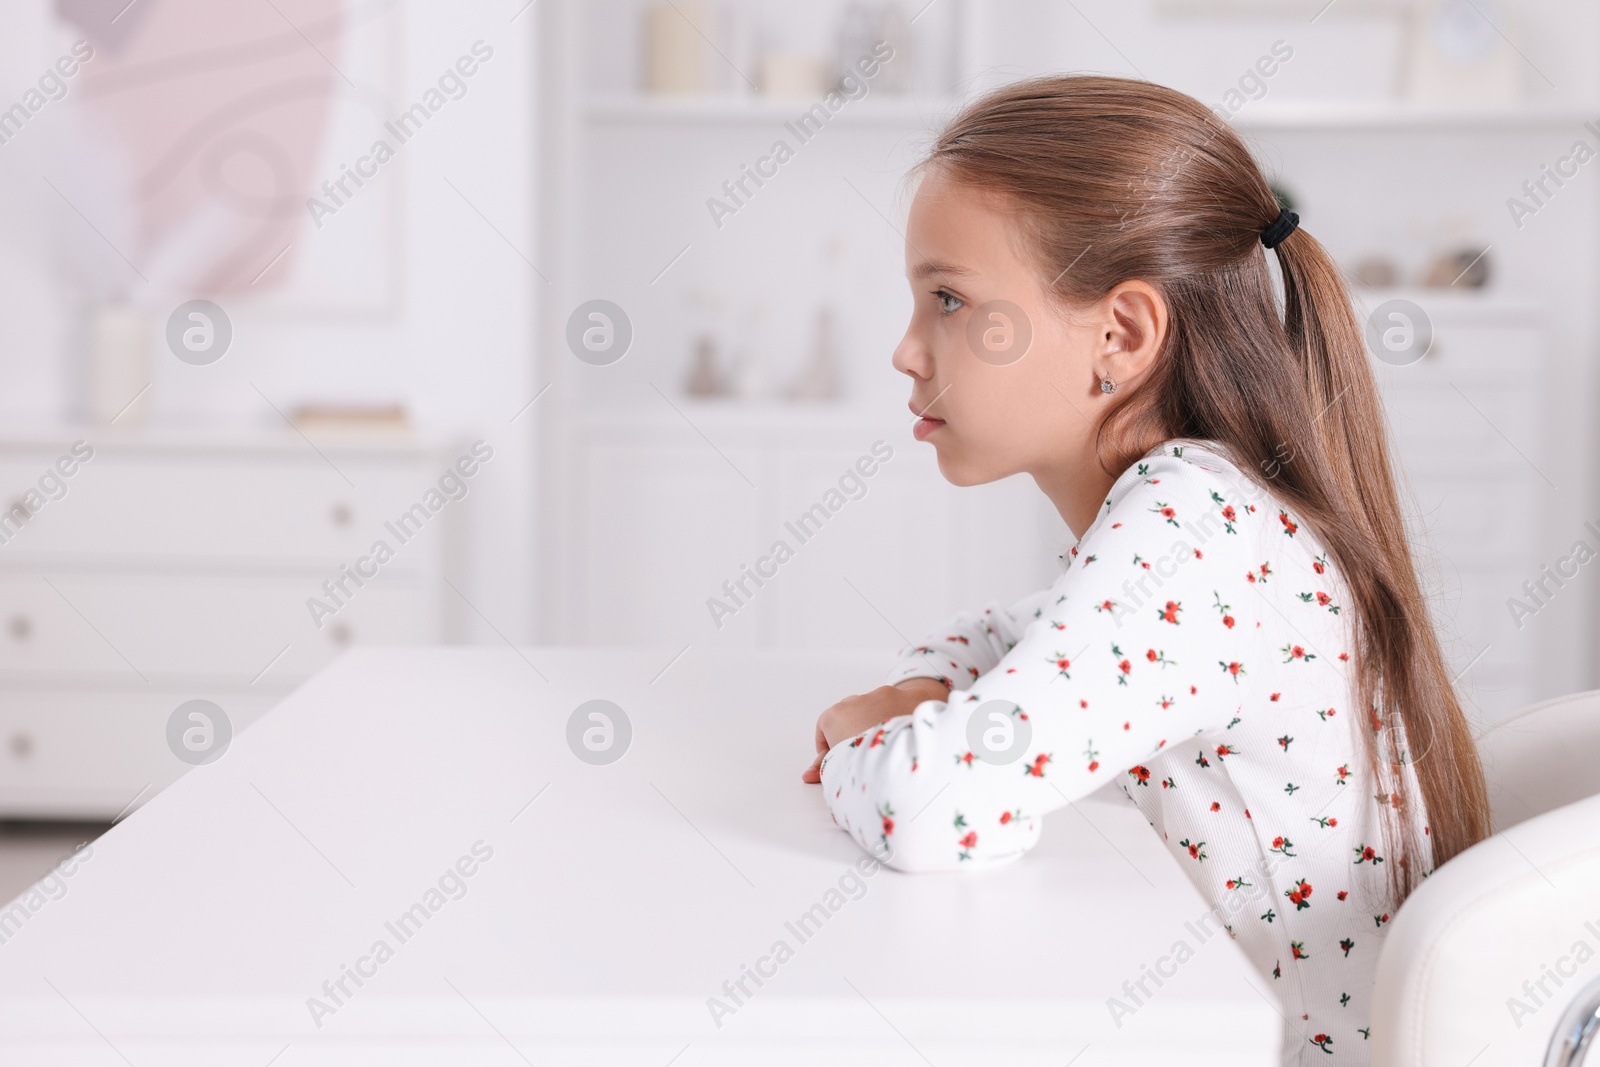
932, 449, 993, 489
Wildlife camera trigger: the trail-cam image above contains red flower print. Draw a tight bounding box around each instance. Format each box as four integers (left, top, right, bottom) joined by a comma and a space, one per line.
1112, 643, 1132, 685
955, 751, 975, 767
1291, 940, 1308, 959
1146, 648, 1157, 661
1336, 764, 1351, 783
1279, 511, 1298, 536
1024, 753, 1052, 778
1222, 505, 1236, 521
1313, 553, 1328, 574
878, 802, 895, 839
1085, 740, 1100, 773
959, 831, 977, 848
1150, 502, 1180, 527
1157, 600, 1182, 624
1219, 660, 1246, 683
1209, 801, 1221, 812
1354, 844, 1383, 865
1179, 838, 1207, 861
869, 729, 887, 747
1129, 765, 1151, 786
1284, 880, 1313, 910
1310, 1033, 1332, 1053
1339, 938, 1354, 957
1270, 836, 1297, 857
1337, 890, 1348, 901
1225, 875, 1253, 889
1270, 692, 1281, 702
1215, 744, 1237, 759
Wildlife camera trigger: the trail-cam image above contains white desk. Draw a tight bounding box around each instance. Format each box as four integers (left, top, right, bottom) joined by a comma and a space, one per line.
0, 648, 1281, 1065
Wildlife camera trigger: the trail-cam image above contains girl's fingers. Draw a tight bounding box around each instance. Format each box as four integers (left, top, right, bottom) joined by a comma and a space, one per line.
801, 753, 823, 783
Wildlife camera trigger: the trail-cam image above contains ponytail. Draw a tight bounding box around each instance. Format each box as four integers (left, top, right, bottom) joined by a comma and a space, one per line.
1272, 227, 1491, 903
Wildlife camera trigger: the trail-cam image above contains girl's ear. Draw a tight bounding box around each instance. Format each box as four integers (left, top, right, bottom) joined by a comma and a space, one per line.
1098, 280, 1168, 385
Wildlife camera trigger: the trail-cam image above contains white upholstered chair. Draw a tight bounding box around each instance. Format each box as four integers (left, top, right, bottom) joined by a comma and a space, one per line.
1369, 690, 1600, 1067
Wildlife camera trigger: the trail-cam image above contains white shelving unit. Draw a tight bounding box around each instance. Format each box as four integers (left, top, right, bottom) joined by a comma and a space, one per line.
532, 0, 1589, 720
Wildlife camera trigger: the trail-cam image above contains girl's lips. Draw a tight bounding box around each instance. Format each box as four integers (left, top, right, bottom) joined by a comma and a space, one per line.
913, 416, 945, 441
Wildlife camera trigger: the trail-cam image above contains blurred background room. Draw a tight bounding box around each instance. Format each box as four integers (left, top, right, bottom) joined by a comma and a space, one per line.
0, 0, 1593, 893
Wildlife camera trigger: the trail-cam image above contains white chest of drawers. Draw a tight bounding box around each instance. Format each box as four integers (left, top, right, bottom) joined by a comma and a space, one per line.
0, 428, 455, 819
1365, 292, 1551, 722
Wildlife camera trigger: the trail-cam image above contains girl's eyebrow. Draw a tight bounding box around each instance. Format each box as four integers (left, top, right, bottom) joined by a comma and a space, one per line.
908, 260, 974, 281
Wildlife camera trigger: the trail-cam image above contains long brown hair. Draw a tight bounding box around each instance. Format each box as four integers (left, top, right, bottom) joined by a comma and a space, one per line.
921, 74, 1489, 906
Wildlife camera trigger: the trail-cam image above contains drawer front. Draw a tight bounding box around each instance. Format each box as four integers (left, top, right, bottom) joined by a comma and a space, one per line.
0, 574, 437, 683
1401, 476, 1542, 573
0, 689, 281, 819
0, 452, 454, 566
1374, 324, 1545, 477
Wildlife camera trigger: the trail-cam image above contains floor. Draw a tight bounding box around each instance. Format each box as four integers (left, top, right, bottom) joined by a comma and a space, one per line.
0, 822, 109, 905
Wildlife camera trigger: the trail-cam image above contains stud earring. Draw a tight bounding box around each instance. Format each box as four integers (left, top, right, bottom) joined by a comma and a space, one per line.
1100, 376, 1117, 394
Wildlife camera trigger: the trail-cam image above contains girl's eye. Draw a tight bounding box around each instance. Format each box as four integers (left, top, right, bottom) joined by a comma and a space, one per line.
934, 289, 964, 315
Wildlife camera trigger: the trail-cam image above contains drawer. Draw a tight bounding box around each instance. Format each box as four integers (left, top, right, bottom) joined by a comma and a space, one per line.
0, 689, 281, 819
1380, 381, 1543, 477
1369, 323, 1540, 385
0, 451, 454, 566
1399, 477, 1543, 572
0, 574, 437, 683
1372, 324, 1545, 476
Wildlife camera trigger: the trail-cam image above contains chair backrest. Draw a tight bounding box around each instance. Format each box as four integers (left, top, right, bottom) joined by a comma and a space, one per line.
1370, 792, 1600, 1067
1476, 689, 1600, 832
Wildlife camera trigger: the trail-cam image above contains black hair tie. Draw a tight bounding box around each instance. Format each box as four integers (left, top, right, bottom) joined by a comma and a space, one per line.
1261, 208, 1299, 250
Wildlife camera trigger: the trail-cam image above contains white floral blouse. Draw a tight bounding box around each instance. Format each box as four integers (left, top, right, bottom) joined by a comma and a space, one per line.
819, 439, 1432, 1065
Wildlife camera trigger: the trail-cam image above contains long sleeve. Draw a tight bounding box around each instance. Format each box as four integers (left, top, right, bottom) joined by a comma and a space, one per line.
820, 448, 1270, 872
884, 584, 1061, 692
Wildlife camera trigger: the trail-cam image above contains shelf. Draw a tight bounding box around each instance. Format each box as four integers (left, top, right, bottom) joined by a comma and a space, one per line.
567, 398, 912, 432
1230, 99, 1600, 132
583, 94, 961, 128
585, 94, 1600, 135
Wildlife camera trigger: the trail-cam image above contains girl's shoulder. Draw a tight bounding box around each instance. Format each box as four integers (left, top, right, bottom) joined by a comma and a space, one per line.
1101, 437, 1266, 519
1087, 436, 1319, 563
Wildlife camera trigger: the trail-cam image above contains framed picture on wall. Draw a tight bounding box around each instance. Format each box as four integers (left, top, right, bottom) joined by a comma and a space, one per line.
56, 0, 405, 320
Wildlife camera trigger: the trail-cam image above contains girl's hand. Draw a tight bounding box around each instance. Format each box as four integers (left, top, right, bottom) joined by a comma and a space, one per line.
801, 677, 951, 783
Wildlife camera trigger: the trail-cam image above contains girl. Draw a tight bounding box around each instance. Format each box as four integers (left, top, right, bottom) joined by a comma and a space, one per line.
801, 75, 1489, 1064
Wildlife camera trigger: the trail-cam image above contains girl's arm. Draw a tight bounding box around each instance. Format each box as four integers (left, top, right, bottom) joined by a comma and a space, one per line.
883, 585, 1063, 693
818, 459, 1266, 872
